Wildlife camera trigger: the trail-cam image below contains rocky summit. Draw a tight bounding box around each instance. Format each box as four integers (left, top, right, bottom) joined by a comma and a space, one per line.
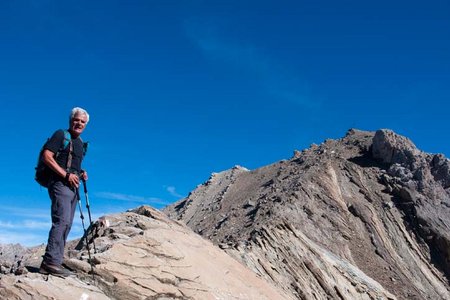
1, 129, 449, 300
164, 129, 450, 300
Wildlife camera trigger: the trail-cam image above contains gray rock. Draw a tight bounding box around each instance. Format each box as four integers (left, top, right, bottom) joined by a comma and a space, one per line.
3, 128, 449, 300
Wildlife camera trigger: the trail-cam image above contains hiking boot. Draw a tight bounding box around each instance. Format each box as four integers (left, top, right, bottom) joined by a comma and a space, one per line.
39, 262, 74, 278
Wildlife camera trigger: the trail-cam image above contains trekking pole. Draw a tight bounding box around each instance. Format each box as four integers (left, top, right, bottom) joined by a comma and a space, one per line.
82, 178, 97, 253
77, 188, 95, 280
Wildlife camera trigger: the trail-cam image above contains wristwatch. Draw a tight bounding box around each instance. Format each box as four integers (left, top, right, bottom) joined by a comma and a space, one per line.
65, 172, 70, 182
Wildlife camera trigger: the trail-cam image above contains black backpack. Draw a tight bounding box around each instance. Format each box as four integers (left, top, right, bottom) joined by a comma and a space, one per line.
35, 130, 72, 188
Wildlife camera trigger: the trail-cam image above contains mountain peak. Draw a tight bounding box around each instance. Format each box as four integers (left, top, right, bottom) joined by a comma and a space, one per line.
2, 129, 449, 299
165, 128, 450, 299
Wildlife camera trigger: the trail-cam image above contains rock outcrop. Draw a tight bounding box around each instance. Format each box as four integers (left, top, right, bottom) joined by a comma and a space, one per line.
0, 244, 34, 276
165, 129, 450, 300
0, 207, 288, 299
2, 128, 449, 300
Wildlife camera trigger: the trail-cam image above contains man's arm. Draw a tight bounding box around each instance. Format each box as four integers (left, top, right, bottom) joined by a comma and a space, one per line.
42, 149, 80, 188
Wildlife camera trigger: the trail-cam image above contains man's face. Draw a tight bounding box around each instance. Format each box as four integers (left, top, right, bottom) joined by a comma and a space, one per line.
70, 113, 88, 137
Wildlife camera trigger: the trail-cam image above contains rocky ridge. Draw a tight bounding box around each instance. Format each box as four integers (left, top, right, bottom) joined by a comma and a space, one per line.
0, 207, 288, 299
164, 129, 450, 299
1, 128, 449, 300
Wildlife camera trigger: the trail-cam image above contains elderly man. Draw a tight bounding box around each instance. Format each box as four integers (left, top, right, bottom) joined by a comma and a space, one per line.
39, 107, 90, 277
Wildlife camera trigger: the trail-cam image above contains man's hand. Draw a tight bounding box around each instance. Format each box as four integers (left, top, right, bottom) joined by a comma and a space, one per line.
67, 173, 79, 188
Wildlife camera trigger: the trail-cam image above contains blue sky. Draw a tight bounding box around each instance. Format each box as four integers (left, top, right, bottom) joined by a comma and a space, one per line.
1, 0, 449, 246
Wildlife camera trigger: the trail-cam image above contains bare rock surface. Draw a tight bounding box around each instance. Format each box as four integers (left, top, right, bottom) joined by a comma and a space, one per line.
0, 206, 289, 299
2, 128, 449, 300
165, 129, 450, 300
0, 243, 35, 275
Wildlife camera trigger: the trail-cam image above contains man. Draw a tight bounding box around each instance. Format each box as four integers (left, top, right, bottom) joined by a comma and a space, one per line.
39, 107, 89, 277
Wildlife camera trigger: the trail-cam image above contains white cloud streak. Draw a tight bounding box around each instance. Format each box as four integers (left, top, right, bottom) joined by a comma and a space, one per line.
0, 221, 14, 229
184, 20, 319, 108
0, 205, 49, 220
0, 231, 46, 246
0, 219, 51, 246
23, 220, 52, 229
166, 186, 184, 198
94, 192, 169, 205
0, 220, 50, 230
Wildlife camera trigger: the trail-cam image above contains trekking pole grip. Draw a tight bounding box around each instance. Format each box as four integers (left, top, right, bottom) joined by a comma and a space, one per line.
82, 177, 88, 194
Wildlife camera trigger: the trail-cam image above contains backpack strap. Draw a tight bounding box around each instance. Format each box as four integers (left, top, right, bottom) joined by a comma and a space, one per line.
83, 142, 89, 156
66, 139, 73, 171
62, 130, 73, 172
62, 130, 71, 149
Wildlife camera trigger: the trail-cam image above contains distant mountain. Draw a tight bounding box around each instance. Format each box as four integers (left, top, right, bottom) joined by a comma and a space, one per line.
164, 129, 450, 300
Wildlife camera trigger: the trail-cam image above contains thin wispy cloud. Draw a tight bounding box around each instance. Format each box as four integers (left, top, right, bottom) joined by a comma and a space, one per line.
23, 220, 52, 229
0, 205, 49, 220
0, 231, 46, 246
0, 220, 50, 230
166, 186, 184, 198
0, 221, 14, 229
94, 192, 169, 206
184, 20, 319, 108
0, 219, 51, 246
0, 221, 83, 246
195, 34, 270, 75
0, 208, 93, 246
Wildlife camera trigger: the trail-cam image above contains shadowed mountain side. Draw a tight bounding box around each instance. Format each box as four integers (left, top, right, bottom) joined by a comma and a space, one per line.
0, 206, 289, 300
164, 129, 450, 300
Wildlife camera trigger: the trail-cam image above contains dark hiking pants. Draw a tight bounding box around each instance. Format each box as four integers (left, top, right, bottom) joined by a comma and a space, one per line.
43, 181, 78, 266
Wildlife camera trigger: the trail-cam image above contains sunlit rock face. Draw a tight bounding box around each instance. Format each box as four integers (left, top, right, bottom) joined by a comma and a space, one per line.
0, 206, 289, 300
165, 129, 450, 300
1, 128, 448, 300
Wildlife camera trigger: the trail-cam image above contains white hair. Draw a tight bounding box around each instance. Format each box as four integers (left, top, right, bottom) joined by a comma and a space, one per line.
70, 107, 90, 123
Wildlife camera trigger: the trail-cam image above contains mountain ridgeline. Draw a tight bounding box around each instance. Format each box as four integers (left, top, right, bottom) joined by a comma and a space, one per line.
164, 129, 450, 299
1, 129, 449, 299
